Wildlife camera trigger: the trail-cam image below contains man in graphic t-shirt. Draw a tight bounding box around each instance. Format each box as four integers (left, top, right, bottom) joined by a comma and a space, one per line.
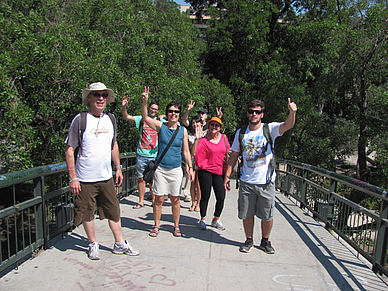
122, 95, 164, 208
224, 99, 297, 255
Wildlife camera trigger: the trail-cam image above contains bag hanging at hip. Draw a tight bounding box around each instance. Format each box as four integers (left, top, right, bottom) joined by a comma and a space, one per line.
143, 160, 155, 184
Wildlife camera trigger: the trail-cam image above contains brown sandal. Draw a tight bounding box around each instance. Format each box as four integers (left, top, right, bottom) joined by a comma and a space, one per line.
189, 205, 195, 211
149, 226, 159, 237
173, 226, 182, 237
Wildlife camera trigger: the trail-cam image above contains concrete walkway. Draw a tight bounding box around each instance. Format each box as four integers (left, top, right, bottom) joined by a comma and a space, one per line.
1, 180, 387, 291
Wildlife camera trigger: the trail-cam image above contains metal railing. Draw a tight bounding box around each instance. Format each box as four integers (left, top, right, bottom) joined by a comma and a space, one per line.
276, 160, 388, 276
1, 156, 387, 277
0, 152, 137, 274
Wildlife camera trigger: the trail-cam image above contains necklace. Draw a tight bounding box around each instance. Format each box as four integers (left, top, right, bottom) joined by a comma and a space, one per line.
95, 115, 101, 137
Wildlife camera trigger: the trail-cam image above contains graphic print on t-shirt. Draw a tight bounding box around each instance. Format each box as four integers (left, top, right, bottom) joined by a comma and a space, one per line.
243, 135, 268, 168
140, 122, 158, 150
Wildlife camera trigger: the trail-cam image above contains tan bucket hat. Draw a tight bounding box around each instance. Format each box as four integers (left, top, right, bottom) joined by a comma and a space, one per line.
82, 82, 115, 106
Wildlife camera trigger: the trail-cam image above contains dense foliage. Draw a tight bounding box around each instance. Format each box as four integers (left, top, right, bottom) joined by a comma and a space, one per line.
0, 0, 236, 172
189, 0, 388, 188
0, 0, 387, 190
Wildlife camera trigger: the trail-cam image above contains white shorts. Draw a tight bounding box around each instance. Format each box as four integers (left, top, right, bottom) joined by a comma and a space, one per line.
152, 166, 183, 196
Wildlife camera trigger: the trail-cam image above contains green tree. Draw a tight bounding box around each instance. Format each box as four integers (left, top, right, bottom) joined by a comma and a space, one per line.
0, 0, 235, 172
201, 0, 310, 161
289, 0, 388, 179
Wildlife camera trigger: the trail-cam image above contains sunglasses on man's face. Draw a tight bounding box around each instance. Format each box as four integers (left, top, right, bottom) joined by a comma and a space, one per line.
92, 92, 108, 98
168, 109, 180, 114
248, 109, 263, 115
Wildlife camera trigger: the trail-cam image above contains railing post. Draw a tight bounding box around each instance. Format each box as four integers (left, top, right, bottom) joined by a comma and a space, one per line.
326, 179, 337, 227
301, 169, 308, 208
33, 176, 47, 249
373, 192, 388, 274
122, 157, 128, 196
285, 163, 291, 196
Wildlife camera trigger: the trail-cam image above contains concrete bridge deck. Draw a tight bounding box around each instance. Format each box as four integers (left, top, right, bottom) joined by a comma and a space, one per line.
1, 180, 387, 291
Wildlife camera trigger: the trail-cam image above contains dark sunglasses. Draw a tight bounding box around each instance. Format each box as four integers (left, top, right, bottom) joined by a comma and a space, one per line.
92, 92, 108, 98
248, 109, 263, 115
209, 123, 220, 128
168, 109, 180, 114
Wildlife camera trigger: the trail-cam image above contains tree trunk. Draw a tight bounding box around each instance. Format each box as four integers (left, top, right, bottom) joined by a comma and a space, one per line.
357, 78, 368, 181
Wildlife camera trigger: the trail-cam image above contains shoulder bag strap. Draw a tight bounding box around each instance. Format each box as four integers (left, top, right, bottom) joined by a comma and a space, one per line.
224, 134, 228, 164
154, 125, 181, 169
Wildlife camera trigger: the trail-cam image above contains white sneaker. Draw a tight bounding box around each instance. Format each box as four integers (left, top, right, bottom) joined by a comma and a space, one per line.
211, 219, 226, 230
113, 240, 140, 256
88, 242, 100, 260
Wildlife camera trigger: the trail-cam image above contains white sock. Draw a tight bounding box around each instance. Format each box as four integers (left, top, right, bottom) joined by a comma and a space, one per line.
115, 241, 125, 247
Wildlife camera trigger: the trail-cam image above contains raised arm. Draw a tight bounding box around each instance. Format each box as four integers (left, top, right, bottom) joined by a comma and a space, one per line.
121, 94, 136, 122
182, 100, 195, 127
141, 86, 162, 132
279, 98, 297, 134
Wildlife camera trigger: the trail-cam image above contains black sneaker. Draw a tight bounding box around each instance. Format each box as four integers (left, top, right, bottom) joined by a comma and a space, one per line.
239, 239, 253, 253
259, 241, 275, 254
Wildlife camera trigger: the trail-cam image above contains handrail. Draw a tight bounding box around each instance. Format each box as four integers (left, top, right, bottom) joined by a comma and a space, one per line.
0, 163, 68, 188
282, 160, 388, 200
0, 152, 138, 275
1, 156, 387, 277
276, 159, 388, 277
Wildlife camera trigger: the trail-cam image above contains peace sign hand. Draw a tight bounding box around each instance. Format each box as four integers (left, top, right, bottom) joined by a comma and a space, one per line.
187, 100, 195, 111
216, 107, 223, 119
142, 86, 150, 104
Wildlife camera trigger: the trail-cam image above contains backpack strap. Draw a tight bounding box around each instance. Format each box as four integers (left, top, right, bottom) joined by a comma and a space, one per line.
237, 125, 248, 180
107, 112, 116, 150
263, 123, 276, 183
263, 123, 275, 167
239, 125, 248, 157
75, 111, 88, 156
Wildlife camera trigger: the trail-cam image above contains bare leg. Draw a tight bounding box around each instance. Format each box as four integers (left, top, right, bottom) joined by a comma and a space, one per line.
150, 183, 155, 206
83, 220, 96, 243
170, 196, 181, 227
108, 219, 124, 243
137, 178, 146, 206
153, 195, 164, 228
261, 219, 273, 239
242, 216, 254, 239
